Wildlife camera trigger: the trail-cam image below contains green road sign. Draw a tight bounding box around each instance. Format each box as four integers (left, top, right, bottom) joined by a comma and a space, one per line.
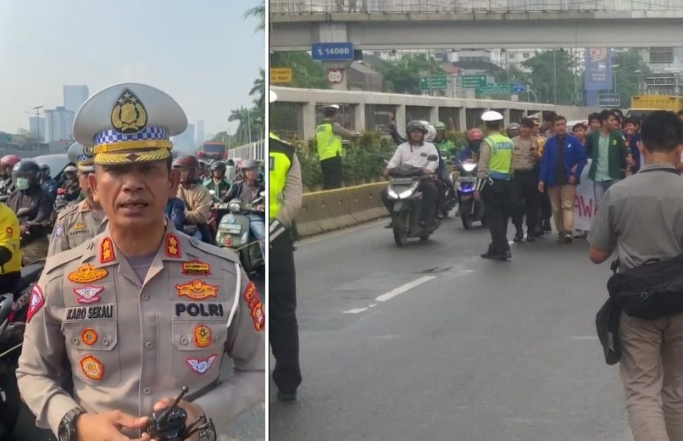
419, 76, 448, 91
0, 133, 11, 142
462, 75, 487, 89
477, 83, 511, 95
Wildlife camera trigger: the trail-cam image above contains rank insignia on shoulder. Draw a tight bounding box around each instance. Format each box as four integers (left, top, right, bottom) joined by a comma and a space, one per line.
80, 328, 98, 345
193, 325, 212, 348
73, 285, 103, 304
175, 280, 218, 300
26, 285, 45, 323
185, 354, 217, 375
165, 233, 180, 258
181, 260, 211, 276
80, 355, 104, 380
100, 237, 115, 263
68, 264, 108, 284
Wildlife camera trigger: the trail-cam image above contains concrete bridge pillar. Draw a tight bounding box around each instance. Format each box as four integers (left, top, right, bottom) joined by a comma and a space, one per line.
458, 111, 467, 132
302, 101, 317, 140
395, 105, 407, 135
429, 107, 439, 125
503, 109, 511, 125
354, 104, 365, 132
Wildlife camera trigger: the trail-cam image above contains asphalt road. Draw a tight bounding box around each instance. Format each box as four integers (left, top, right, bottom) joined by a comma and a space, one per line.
9, 275, 265, 441
269, 217, 635, 441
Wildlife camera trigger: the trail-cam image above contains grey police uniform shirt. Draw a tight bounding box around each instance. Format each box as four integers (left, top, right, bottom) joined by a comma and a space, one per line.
16, 222, 265, 437
588, 162, 683, 270
47, 199, 107, 257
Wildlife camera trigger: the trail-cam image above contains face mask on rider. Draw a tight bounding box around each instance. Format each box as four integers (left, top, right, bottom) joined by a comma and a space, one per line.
15, 178, 30, 191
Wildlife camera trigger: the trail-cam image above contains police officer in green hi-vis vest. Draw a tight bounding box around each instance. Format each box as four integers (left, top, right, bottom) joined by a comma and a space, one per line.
474, 110, 515, 261
269, 90, 304, 402
316, 104, 359, 190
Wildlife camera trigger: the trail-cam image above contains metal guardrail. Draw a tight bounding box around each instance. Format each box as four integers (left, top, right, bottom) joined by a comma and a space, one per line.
270, 0, 683, 14
227, 140, 265, 161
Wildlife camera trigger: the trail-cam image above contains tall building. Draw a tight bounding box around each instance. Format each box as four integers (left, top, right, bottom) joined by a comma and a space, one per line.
28, 117, 46, 140
196, 120, 205, 144
172, 124, 196, 151
63, 85, 90, 113
44, 107, 75, 142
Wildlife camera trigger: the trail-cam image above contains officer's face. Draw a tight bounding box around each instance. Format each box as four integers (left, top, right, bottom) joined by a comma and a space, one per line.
553, 119, 567, 136
89, 162, 178, 230
78, 171, 93, 199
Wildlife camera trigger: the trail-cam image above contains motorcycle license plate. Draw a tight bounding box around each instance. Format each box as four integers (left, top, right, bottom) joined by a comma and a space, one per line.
459, 177, 476, 183
390, 177, 414, 184
219, 224, 242, 234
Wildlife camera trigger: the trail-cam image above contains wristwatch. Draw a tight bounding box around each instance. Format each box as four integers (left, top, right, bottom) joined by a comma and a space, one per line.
198, 418, 217, 441
58, 407, 86, 441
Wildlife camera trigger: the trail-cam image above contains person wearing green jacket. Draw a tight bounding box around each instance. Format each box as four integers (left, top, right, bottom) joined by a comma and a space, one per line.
585, 110, 634, 208
432, 121, 456, 157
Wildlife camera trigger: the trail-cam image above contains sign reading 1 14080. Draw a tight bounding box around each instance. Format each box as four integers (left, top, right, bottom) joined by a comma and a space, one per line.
311, 42, 354, 61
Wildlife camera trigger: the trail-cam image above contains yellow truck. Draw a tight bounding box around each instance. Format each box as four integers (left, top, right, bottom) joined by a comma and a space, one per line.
627, 95, 683, 119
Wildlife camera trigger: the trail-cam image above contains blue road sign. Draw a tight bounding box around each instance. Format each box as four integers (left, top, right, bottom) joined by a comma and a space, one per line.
511, 83, 526, 93
311, 42, 355, 61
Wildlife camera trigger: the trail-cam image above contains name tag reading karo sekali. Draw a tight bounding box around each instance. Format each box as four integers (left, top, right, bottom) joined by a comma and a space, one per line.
66, 304, 115, 321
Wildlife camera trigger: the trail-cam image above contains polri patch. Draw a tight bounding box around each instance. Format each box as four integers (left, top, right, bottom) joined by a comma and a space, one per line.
80, 355, 104, 380
26, 285, 45, 323
185, 354, 218, 374
174, 302, 224, 318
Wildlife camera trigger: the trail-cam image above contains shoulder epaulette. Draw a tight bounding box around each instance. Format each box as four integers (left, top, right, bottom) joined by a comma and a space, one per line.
56, 204, 79, 221
43, 240, 90, 275
187, 238, 241, 266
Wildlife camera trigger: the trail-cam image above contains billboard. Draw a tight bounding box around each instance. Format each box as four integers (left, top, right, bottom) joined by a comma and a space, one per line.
584, 48, 613, 91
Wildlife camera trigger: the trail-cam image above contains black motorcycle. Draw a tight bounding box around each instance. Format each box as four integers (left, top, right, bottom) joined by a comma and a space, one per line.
386, 156, 441, 247
454, 160, 485, 229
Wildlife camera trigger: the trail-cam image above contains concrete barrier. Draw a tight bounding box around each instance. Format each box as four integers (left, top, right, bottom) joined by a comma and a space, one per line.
297, 182, 388, 237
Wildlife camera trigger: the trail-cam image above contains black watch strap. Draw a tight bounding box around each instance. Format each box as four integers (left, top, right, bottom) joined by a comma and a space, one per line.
58, 407, 86, 441
198, 418, 217, 441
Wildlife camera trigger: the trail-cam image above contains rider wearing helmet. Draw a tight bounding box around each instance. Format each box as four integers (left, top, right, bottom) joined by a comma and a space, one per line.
506, 123, 520, 139
6, 160, 54, 265
39, 164, 59, 199
61, 164, 81, 202
173, 155, 213, 241
198, 159, 210, 180
457, 128, 484, 163
223, 159, 266, 254
475, 110, 514, 261
0, 155, 21, 195
432, 121, 456, 156
381, 120, 440, 228
204, 160, 232, 200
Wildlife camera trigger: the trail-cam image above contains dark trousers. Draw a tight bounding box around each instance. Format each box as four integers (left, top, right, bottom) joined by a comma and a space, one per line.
381, 178, 438, 223
321, 156, 343, 190
538, 189, 552, 229
511, 169, 540, 233
269, 230, 302, 394
482, 179, 512, 254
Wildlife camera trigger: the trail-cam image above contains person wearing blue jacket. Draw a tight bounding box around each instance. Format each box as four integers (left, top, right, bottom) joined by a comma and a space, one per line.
538, 115, 587, 244
164, 196, 185, 232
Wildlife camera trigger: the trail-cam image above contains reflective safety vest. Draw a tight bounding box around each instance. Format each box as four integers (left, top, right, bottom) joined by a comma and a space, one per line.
315, 122, 343, 161
269, 133, 295, 221
484, 133, 514, 174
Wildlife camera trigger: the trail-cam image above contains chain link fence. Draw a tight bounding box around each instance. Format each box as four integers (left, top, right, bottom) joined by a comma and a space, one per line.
365, 104, 395, 134
270, 102, 305, 139
271, 0, 683, 14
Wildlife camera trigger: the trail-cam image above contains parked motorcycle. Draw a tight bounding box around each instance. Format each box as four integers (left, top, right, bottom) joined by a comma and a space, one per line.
455, 160, 485, 229
386, 156, 441, 247
214, 193, 265, 275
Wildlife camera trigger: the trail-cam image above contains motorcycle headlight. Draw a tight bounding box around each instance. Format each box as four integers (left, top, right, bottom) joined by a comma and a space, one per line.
398, 189, 414, 199
228, 202, 241, 212
387, 188, 399, 199
462, 163, 477, 172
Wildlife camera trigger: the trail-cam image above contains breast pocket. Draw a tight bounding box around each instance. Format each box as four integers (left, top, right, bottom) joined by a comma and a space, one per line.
171, 320, 228, 378
62, 321, 122, 387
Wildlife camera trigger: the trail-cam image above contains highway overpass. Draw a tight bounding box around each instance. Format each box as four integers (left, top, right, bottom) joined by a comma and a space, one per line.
270, 0, 683, 50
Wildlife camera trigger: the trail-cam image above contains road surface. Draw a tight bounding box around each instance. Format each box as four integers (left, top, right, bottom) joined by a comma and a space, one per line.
10, 276, 265, 441
270, 218, 634, 441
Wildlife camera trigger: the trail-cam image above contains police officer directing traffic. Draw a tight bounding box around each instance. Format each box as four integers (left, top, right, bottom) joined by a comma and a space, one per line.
269, 90, 304, 401
17, 83, 265, 441
316, 104, 358, 190
474, 110, 514, 261
47, 142, 107, 257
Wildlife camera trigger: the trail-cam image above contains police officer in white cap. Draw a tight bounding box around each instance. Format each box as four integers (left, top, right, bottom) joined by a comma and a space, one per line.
17, 83, 265, 441
316, 104, 359, 190
475, 110, 514, 261
47, 142, 107, 257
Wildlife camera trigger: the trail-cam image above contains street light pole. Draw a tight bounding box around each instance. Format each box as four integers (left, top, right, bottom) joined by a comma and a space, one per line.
26, 105, 44, 145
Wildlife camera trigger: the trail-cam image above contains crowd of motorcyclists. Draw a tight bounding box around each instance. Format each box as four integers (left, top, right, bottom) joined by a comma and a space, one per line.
0, 149, 267, 292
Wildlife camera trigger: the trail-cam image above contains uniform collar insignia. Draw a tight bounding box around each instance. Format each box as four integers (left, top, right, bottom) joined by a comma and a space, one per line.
99, 236, 117, 265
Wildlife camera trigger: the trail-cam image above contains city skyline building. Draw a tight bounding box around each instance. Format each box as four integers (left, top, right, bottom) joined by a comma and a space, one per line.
28, 116, 46, 140
44, 106, 75, 142
63, 85, 89, 113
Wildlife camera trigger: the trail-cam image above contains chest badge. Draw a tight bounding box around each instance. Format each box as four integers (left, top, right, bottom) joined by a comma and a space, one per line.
68, 264, 108, 284
193, 325, 212, 348
80, 355, 104, 380
181, 260, 211, 276
176, 280, 218, 300
73, 285, 103, 304
185, 354, 217, 375
80, 328, 98, 345
100, 237, 115, 263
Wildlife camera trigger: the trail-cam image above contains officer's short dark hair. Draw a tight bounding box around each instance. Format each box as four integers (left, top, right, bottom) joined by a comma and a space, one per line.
600, 110, 616, 123
641, 111, 683, 153
588, 113, 601, 124
520, 118, 535, 129
552, 115, 567, 125
542, 111, 557, 122
572, 122, 588, 132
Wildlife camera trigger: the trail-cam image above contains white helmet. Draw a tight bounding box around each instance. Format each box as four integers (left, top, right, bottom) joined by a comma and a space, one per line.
481, 110, 504, 122
269, 90, 278, 103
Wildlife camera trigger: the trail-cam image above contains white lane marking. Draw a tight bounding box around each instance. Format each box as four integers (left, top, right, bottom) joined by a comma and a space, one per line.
343, 308, 369, 314
368, 303, 378, 308
375, 276, 437, 302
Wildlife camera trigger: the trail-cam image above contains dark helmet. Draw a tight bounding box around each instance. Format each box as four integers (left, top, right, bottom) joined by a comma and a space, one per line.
506, 123, 521, 138
406, 120, 427, 134
12, 160, 41, 188
241, 159, 258, 169
210, 161, 226, 172
173, 155, 199, 169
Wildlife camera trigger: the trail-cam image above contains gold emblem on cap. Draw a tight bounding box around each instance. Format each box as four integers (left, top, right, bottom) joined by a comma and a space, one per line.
111, 89, 147, 134
83, 145, 93, 155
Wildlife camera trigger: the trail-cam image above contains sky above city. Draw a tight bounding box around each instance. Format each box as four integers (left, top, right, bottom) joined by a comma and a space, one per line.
0, 0, 264, 137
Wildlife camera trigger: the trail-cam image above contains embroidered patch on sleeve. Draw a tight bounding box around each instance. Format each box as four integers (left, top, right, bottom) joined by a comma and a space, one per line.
26, 285, 45, 323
